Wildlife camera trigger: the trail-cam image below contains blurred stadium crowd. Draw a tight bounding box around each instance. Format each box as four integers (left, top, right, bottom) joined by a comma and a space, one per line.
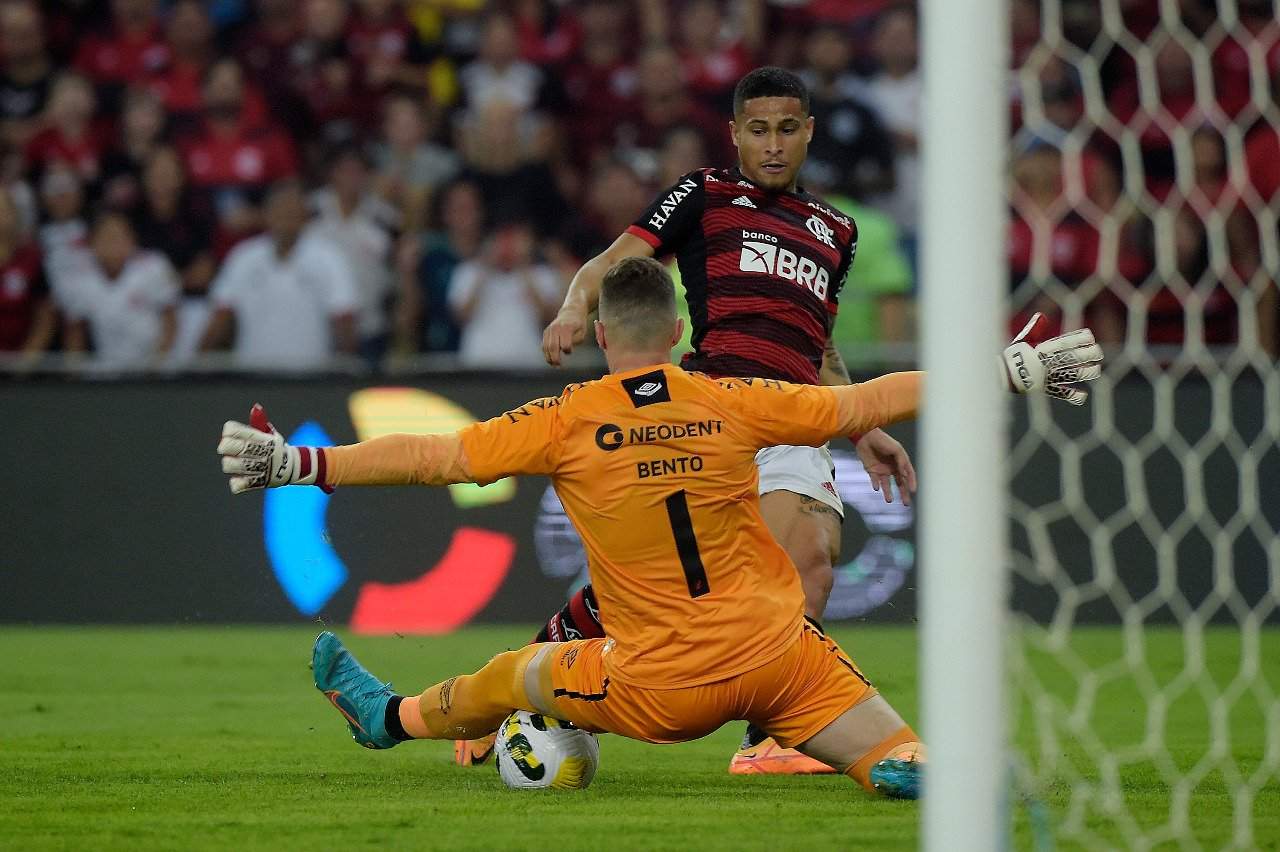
0, 0, 1275, 371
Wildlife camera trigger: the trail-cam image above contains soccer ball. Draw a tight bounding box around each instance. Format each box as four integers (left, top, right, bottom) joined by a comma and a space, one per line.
494, 711, 599, 790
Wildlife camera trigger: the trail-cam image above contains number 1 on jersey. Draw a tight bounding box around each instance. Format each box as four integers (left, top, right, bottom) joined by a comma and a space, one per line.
664, 490, 710, 598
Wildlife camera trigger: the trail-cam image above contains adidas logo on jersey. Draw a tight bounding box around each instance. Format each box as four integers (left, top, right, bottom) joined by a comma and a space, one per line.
739, 240, 830, 300
732, 195, 756, 208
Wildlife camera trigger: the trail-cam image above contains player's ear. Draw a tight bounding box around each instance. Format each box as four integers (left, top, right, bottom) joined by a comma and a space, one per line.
729, 120, 739, 151
670, 317, 684, 348
805, 115, 814, 143
594, 319, 607, 352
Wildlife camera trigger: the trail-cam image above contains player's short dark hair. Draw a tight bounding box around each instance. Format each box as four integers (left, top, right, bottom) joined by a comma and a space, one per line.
599, 257, 676, 347
732, 67, 810, 117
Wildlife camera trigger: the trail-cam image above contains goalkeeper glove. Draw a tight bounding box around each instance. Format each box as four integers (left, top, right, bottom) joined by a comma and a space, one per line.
217, 403, 332, 494
1002, 313, 1104, 405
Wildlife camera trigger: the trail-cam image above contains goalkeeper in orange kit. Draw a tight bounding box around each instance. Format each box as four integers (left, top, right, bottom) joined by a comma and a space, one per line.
217, 257, 1100, 798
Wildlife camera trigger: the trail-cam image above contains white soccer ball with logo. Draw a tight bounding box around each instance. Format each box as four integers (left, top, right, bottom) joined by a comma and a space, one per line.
494, 711, 600, 790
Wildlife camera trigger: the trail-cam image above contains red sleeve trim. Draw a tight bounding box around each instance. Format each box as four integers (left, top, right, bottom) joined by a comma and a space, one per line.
315, 447, 334, 493
625, 225, 662, 249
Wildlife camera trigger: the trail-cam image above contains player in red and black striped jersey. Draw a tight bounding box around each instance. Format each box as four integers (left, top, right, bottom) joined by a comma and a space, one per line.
531, 67, 916, 775
624, 165, 856, 386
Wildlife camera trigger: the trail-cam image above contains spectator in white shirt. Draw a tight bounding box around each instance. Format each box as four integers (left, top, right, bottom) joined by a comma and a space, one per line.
865, 5, 921, 254
310, 144, 397, 363
371, 93, 459, 232
200, 179, 358, 369
458, 12, 546, 114
448, 219, 563, 368
60, 211, 178, 367
36, 165, 87, 302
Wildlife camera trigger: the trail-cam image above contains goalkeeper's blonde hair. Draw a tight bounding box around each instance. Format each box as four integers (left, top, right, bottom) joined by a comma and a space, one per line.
598, 257, 677, 350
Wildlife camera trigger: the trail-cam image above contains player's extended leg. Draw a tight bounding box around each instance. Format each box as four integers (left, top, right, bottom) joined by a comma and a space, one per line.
729, 486, 843, 775
747, 619, 924, 798
311, 630, 558, 749
455, 585, 607, 765
795, 696, 925, 799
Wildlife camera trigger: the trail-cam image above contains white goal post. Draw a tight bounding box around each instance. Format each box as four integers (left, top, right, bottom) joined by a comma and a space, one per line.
919, 1, 1010, 850
921, 0, 1280, 848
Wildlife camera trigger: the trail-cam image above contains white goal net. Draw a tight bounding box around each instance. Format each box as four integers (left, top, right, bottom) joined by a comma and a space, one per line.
1005, 1, 1280, 847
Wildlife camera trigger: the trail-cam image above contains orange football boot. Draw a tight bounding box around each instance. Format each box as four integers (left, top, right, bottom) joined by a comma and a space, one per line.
453, 733, 497, 766
728, 736, 836, 775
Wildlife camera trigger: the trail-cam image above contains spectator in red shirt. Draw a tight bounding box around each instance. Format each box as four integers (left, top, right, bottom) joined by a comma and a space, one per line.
346, 0, 437, 92
235, 0, 304, 125
299, 46, 375, 149
1210, 0, 1280, 118
0, 186, 54, 354
1008, 146, 1105, 339
1109, 38, 1203, 198
181, 58, 297, 247
1244, 123, 1280, 205
556, 0, 637, 164
669, 0, 759, 115
609, 42, 730, 168
74, 0, 170, 92
1144, 207, 1237, 347
145, 0, 218, 130
0, 2, 57, 151
510, 0, 582, 68
1187, 126, 1264, 332
24, 73, 107, 188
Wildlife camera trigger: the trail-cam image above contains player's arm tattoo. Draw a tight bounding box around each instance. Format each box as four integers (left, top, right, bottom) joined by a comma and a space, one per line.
799, 495, 843, 522
819, 334, 852, 386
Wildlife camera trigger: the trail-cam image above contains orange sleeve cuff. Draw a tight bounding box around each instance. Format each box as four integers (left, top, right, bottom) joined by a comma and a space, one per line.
320, 433, 472, 487
832, 372, 923, 437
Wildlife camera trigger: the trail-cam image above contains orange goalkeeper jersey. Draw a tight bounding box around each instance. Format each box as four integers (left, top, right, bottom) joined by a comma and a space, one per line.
325, 365, 920, 688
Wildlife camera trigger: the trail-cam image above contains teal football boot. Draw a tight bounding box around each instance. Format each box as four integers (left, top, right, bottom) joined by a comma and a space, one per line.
869, 757, 922, 800
312, 631, 399, 750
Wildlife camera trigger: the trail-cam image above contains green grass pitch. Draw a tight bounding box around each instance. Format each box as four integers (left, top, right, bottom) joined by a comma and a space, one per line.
2, 625, 1276, 850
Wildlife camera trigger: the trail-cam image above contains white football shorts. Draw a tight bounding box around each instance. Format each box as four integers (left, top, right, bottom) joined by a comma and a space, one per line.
754, 443, 845, 519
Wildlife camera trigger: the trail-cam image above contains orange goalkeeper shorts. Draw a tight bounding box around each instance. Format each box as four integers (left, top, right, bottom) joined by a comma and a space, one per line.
544, 619, 876, 749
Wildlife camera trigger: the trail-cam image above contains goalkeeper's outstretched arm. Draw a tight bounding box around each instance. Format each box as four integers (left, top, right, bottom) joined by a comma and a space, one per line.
219, 319, 1103, 495
217, 398, 558, 494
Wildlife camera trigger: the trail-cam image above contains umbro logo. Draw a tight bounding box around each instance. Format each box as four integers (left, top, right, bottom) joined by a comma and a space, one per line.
622, 370, 671, 407
732, 195, 756, 208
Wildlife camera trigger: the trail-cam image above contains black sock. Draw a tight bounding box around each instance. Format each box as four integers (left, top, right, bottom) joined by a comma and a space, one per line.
384, 695, 413, 741
741, 723, 769, 749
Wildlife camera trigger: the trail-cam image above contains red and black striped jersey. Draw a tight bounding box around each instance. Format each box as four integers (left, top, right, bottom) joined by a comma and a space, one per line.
625, 167, 858, 385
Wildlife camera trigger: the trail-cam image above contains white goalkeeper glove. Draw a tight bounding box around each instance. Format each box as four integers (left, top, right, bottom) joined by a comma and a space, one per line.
1002, 313, 1104, 405
217, 404, 331, 494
